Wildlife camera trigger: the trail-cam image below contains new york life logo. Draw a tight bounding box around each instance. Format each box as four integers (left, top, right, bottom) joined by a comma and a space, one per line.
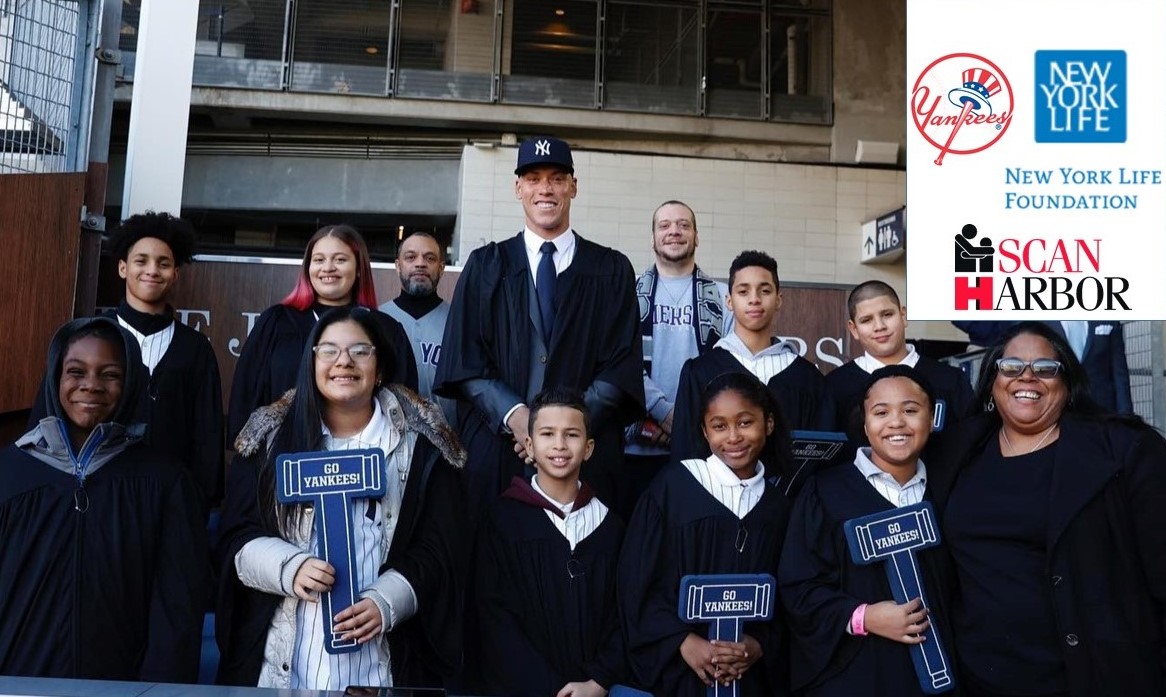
1035, 50, 1126, 143
952, 224, 1131, 312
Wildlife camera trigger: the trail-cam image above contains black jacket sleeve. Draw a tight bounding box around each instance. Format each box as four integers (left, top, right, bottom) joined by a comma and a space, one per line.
386, 441, 468, 685
140, 469, 210, 683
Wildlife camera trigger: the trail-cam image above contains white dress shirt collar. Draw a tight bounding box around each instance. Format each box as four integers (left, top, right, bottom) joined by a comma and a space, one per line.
854, 343, 921, 373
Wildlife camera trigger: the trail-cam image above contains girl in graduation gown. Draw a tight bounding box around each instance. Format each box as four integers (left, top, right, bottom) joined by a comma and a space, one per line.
0, 317, 207, 681
779, 365, 958, 697
215, 306, 466, 690
619, 371, 793, 697
228, 224, 417, 440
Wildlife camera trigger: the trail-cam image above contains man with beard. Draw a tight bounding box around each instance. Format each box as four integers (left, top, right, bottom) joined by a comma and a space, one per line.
623, 200, 726, 518
380, 231, 457, 425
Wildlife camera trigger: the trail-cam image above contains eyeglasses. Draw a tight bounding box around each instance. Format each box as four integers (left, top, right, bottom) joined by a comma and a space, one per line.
995, 357, 1063, 379
313, 342, 376, 363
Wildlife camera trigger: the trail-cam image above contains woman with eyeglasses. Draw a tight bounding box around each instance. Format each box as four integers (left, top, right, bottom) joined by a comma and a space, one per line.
228, 224, 418, 441
215, 306, 466, 690
931, 321, 1166, 697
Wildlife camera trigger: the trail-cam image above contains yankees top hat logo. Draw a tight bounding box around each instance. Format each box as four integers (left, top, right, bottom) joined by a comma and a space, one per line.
911, 53, 1015, 165
949, 68, 1002, 114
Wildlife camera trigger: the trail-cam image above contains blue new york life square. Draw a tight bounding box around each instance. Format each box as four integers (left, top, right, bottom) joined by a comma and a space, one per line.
1034, 50, 1126, 143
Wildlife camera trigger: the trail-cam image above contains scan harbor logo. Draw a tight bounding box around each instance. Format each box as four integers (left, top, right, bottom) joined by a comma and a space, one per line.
952, 223, 1131, 312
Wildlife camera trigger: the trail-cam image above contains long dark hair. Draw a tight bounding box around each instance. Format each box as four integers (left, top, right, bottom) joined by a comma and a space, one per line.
698, 371, 794, 481
260, 306, 395, 535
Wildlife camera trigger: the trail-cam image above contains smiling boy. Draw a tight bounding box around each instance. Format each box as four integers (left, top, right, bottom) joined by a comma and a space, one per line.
108, 212, 224, 516
473, 387, 627, 697
671, 250, 833, 473
825, 280, 972, 438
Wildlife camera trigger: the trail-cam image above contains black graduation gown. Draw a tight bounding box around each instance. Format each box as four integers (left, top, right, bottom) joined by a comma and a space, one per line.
931, 415, 1166, 697
778, 463, 957, 697
129, 320, 224, 514
433, 233, 644, 516
823, 357, 974, 437
618, 465, 791, 697
0, 444, 208, 682
475, 480, 628, 696
215, 436, 465, 688
671, 347, 831, 468
227, 304, 418, 440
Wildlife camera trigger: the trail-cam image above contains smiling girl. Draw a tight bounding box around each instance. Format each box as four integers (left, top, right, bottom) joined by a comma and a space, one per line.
778, 365, 956, 696
217, 307, 466, 690
228, 225, 418, 440
619, 371, 791, 696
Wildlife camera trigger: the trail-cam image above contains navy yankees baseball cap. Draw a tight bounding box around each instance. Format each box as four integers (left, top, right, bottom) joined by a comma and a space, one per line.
515, 136, 574, 175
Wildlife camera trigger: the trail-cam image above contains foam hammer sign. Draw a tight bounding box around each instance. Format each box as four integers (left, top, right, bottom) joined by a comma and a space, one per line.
678, 573, 776, 697
844, 501, 954, 694
277, 448, 386, 654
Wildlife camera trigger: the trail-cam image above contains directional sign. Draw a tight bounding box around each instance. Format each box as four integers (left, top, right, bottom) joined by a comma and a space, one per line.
277, 448, 386, 654
784, 430, 848, 497
861, 206, 906, 264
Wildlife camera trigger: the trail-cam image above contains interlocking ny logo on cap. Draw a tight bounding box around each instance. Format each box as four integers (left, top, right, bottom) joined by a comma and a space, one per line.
535, 139, 551, 156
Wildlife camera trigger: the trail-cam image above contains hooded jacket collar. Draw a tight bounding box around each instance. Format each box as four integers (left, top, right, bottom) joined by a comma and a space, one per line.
501, 475, 596, 519
17, 316, 147, 478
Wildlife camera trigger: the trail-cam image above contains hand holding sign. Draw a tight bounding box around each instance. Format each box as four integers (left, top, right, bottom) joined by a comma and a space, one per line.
865, 597, 931, 644
678, 573, 775, 697
292, 557, 335, 601
844, 502, 954, 694
276, 448, 386, 654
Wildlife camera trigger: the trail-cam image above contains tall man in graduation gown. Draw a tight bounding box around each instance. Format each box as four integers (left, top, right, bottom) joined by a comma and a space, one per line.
380, 231, 457, 425
434, 136, 644, 520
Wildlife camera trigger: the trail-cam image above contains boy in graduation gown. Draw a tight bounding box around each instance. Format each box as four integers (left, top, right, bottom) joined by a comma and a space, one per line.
825, 280, 973, 439
474, 387, 627, 697
672, 249, 833, 467
30, 212, 224, 516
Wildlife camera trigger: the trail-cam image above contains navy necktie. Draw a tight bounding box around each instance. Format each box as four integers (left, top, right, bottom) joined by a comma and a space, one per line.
537, 241, 557, 344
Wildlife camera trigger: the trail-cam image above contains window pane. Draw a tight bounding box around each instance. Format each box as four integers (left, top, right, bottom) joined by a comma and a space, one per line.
501, 0, 597, 108
604, 0, 699, 114
705, 7, 763, 119
192, 1, 286, 89
396, 0, 495, 101
291, 0, 390, 95
769, 10, 831, 123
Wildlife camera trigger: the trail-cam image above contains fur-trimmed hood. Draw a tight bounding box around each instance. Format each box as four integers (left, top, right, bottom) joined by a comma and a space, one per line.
233, 384, 466, 469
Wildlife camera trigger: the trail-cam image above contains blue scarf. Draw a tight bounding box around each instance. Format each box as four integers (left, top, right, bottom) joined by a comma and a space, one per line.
635, 264, 723, 376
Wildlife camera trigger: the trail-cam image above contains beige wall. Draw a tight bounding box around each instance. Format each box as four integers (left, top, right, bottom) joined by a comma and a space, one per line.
443, 0, 494, 73
831, 0, 907, 164
455, 144, 962, 342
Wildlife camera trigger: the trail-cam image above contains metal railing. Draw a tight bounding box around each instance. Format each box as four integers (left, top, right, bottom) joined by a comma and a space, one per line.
116, 0, 832, 124
0, 0, 97, 173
